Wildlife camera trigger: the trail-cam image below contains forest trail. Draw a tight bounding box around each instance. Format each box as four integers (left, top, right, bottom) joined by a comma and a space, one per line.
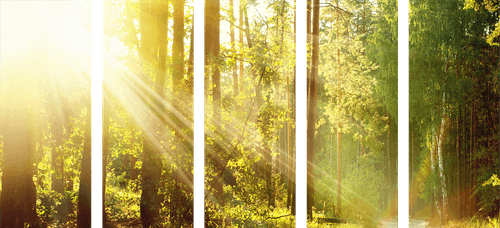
378, 217, 442, 227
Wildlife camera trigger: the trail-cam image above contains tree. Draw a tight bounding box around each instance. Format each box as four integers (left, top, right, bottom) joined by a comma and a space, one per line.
138, 0, 163, 226
307, 0, 320, 220
103, 90, 110, 224
205, 0, 224, 225
48, 86, 68, 220
1, 58, 39, 228
230, 0, 238, 99
77, 96, 92, 228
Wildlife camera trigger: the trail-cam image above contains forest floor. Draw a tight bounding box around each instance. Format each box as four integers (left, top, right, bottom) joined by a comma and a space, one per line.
373, 202, 444, 228
105, 218, 142, 228
377, 216, 443, 227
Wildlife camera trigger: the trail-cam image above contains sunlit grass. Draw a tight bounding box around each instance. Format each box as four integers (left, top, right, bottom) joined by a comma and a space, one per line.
105, 170, 141, 222
444, 217, 499, 228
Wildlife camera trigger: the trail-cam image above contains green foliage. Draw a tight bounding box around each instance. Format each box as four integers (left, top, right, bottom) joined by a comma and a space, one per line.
464, 0, 500, 46
320, 18, 384, 153
29, 105, 89, 226
257, 103, 286, 144
445, 217, 500, 227
341, 159, 383, 226
367, 0, 398, 120
105, 170, 141, 221
483, 174, 500, 187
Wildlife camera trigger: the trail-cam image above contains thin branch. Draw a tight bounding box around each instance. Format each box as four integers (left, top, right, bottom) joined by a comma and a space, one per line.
265, 214, 292, 220
215, 68, 266, 181
322, 3, 365, 34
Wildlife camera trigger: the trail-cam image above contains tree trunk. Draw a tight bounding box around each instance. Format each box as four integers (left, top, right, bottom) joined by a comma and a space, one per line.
457, 106, 462, 219
77, 99, 92, 228
239, 0, 244, 97
470, 103, 474, 217
187, 23, 194, 95
230, 0, 238, 99
103, 89, 110, 223
431, 128, 436, 220
464, 103, 470, 218
265, 141, 275, 208
1, 71, 39, 228
437, 106, 449, 223
172, 0, 182, 112
335, 0, 342, 217
139, 0, 163, 226
172, 0, 186, 224
307, 0, 320, 220
388, 115, 394, 216
291, 1, 296, 215
410, 131, 418, 217
103, 0, 112, 222
306, 0, 312, 102
158, 0, 169, 115
205, 0, 223, 225
140, 136, 162, 228
287, 71, 293, 210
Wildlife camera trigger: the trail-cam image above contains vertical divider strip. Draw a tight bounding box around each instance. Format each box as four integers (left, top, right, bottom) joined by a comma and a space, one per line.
91, 0, 102, 228
296, 0, 307, 226
194, 0, 205, 228
398, 0, 408, 227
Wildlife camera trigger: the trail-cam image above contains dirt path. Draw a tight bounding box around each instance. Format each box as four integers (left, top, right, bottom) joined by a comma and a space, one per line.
378, 217, 442, 227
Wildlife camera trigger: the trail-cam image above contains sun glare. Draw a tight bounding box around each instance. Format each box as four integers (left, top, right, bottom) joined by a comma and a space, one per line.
1, 1, 90, 84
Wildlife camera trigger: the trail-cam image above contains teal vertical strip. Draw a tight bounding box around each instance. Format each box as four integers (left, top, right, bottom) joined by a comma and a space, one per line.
295, 0, 306, 228
194, 0, 205, 228
92, 0, 102, 228
398, 0, 408, 227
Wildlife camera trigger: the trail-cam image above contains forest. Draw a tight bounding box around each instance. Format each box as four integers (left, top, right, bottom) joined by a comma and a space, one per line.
8, 0, 500, 227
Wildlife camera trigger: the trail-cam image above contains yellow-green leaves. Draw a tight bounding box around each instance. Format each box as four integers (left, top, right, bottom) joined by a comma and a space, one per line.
486, 19, 500, 46
482, 174, 500, 187
464, 0, 500, 46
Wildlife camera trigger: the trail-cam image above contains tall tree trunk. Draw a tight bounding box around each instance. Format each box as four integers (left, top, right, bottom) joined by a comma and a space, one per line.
103, 89, 110, 223
464, 102, 470, 218
103, 0, 112, 223
410, 130, 415, 217
306, 0, 312, 102
457, 106, 462, 219
307, 0, 320, 220
230, 0, 238, 99
239, 0, 245, 95
388, 115, 394, 216
470, 103, 474, 217
77, 99, 92, 228
287, 69, 293, 210
207, 0, 221, 122
205, 0, 223, 225
158, 0, 169, 115
187, 23, 194, 95
336, 0, 342, 217
291, 0, 297, 216
265, 137, 275, 208
172, 0, 189, 224
140, 134, 162, 228
437, 103, 449, 223
1, 71, 39, 228
431, 128, 436, 220
139, 1, 162, 227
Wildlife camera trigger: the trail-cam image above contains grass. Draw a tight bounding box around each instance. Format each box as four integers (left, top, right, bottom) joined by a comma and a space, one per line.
444, 217, 499, 228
